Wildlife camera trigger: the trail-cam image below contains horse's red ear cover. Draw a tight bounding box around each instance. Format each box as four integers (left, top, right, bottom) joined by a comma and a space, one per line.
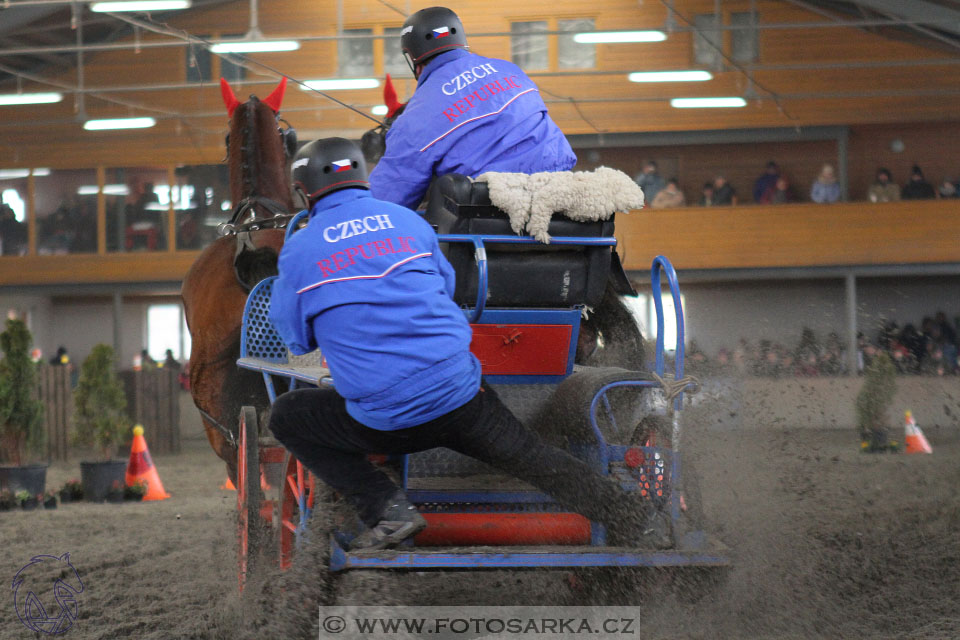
262, 77, 288, 114
384, 74, 406, 119
220, 78, 241, 118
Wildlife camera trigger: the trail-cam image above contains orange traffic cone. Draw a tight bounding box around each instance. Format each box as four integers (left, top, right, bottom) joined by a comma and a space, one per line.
220, 472, 268, 490
904, 410, 933, 454
126, 425, 171, 500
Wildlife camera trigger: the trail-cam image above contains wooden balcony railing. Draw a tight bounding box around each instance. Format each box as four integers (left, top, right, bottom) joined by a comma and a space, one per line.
2, 200, 960, 287
616, 199, 960, 272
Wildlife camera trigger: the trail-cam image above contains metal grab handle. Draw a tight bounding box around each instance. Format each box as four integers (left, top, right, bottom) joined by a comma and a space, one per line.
284, 209, 310, 242
651, 255, 687, 408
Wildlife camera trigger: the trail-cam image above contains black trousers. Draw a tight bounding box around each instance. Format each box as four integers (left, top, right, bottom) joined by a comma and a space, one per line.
268, 383, 639, 529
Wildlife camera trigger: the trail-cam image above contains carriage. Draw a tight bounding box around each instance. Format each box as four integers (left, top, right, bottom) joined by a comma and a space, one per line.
229, 174, 729, 592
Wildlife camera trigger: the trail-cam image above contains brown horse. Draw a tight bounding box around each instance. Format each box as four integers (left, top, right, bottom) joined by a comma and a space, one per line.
181, 77, 297, 481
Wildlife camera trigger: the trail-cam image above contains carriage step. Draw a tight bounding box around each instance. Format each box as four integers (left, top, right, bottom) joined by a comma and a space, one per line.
332, 542, 731, 571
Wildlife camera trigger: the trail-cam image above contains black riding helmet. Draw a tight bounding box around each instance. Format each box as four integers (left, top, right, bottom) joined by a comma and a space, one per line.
291, 137, 369, 204
401, 6, 468, 76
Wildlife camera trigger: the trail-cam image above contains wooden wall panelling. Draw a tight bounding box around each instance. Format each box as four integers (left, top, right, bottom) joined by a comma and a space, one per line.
2, 1, 960, 168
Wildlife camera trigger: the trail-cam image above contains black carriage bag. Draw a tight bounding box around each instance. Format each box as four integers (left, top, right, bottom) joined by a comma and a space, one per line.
424, 173, 631, 308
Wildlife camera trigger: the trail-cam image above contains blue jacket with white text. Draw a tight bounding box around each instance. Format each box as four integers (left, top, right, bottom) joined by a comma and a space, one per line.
368, 49, 577, 209
269, 188, 481, 430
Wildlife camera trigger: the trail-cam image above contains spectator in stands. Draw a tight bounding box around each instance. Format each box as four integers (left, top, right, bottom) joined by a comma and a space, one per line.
759, 176, 799, 204
732, 338, 753, 375
651, 178, 686, 209
901, 165, 936, 200
139, 349, 157, 369
712, 175, 738, 205
857, 333, 878, 373
937, 178, 958, 199
867, 168, 900, 203
634, 160, 666, 205
714, 348, 732, 373
899, 323, 925, 370
0, 204, 27, 256
920, 341, 946, 376
810, 163, 841, 204
161, 349, 181, 370
49, 346, 70, 366
819, 332, 846, 375
753, 161, 780, 203
698, 181, 716, 207
685, 341, 708, 373
934, 311, 958, 373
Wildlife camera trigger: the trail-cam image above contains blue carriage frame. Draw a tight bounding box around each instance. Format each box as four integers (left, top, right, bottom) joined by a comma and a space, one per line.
237, 220, 728, 572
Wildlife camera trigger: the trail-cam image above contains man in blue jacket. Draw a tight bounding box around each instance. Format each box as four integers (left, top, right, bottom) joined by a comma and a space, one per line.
268, 138, 667, 551
368, 6, 577, 210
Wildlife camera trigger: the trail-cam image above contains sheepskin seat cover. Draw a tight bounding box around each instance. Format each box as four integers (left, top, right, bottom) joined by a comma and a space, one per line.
476, 167, 644, 243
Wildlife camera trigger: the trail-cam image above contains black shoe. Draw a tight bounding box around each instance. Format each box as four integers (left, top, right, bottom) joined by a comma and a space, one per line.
349, 493, 427, 551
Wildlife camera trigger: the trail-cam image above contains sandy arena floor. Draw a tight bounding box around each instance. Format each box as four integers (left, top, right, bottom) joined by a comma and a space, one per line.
2, 397, 959, 639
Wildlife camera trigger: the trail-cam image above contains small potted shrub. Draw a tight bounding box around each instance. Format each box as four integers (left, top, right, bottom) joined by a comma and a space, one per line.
73, 345, 131, 502
106, 479, 125, 503
43, 489, 57, 509
59, 479, 84, 503
124, 479, 148, 502
856, 351, 900, 452
0, 319, 47, 496
16, 489, 38, 510
0, 489, 14, 511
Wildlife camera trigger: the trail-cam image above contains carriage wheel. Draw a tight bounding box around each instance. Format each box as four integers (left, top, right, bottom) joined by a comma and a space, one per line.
237, 405, 262, 592
279, 451, 316, 571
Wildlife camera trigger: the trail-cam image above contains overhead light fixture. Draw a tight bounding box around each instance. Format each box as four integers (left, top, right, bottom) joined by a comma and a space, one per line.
90, 1, 191, 11
0, 168, 51, 179
301, 78, 380, 91
371, 105, 389, 116
630, 70, 713, 83
83, 117, 157, 130
0, 92, 63, 106
670, 97, 747, 108
210, 39, 300, 53
77, 184, 130, 195
574, 30, 666, 44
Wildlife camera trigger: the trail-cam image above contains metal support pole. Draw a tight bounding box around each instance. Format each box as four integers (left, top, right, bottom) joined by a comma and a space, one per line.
112, 291, 122, 365
845, 272, 857, 374
837, 127, 849, 201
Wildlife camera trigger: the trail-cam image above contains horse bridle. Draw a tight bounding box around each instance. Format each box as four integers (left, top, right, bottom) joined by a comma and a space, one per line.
218, 100, 309, 263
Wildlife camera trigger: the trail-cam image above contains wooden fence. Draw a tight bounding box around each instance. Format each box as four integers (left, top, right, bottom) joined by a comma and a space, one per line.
36, 365, 181, 460
121, 367, 181, 455
37, 364, 73, 462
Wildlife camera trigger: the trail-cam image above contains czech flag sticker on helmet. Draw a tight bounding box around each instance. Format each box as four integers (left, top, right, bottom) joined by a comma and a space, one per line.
332, 159, 352, 173
432, 26, 450, 38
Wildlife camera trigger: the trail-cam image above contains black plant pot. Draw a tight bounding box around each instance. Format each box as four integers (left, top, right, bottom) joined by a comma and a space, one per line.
21, 496, 39, 510
59, 493, 72, 504
43, 496, 57, 509
80, 461, 127, 503
0, 464, 48, 496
